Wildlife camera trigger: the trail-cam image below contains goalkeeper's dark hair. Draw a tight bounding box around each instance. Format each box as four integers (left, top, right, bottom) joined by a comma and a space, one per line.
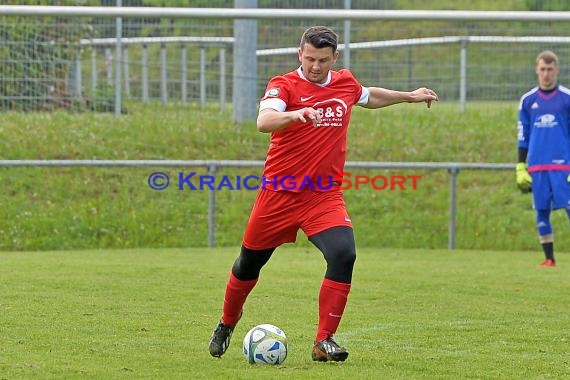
300, 26, 338, 52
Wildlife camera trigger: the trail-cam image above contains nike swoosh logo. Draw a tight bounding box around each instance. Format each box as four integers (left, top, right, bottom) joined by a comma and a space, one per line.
328, 313, 342, 318
300, 96, 314, 102
344, 216, 351, 222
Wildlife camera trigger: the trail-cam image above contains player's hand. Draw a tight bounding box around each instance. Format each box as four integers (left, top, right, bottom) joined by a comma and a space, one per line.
297, 107, 321, 127
516, 162, 532, 193
410, 87, 439, 108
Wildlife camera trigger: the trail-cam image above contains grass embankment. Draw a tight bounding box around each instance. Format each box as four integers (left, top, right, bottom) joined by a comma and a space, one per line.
1, 102, 567, 252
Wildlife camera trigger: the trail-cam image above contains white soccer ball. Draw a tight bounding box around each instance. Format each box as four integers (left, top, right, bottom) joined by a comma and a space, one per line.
242, 324, 288, 365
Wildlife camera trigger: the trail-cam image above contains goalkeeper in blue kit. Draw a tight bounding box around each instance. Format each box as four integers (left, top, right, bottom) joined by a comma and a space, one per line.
517, 50, 570, 267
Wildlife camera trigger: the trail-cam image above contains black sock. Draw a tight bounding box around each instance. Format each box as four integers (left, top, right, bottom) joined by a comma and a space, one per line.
542, 242, 554, 261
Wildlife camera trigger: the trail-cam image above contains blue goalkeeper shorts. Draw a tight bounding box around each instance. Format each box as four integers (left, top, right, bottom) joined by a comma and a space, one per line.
530, 170, 570, 210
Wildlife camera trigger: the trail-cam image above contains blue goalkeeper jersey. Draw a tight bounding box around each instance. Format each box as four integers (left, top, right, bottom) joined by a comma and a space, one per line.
518, 84, 570, 172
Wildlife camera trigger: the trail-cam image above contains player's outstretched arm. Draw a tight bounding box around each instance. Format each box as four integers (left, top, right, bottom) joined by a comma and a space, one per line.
257, 108, 321, 133
363, 87, 438, 109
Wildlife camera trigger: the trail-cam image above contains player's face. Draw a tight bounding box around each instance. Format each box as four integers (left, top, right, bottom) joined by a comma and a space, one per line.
298, 43, 339, 84
535, 59, 559, 90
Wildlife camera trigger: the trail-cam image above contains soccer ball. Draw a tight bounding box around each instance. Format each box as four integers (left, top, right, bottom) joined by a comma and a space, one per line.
242, 324, 288, 365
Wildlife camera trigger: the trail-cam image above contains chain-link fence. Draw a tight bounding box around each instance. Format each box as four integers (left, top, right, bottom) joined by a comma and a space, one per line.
1, 1, 570, 112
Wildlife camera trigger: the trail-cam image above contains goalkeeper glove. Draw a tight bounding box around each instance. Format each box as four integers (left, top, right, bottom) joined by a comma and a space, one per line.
515, 162, 532, 193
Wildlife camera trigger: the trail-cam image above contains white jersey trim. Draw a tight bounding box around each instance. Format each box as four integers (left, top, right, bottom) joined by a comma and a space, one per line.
358, 87, 370, 105
558, 84, 570, 96
259, 97, 286, 113
519, 86, 538, 110
296, 67, 332, 87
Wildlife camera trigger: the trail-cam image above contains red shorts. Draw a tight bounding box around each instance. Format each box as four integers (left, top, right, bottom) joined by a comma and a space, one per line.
242, 189, 352, 250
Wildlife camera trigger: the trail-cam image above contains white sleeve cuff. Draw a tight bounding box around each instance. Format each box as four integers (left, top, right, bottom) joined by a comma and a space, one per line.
357, 86, 369, 105
259, 98, 287, 113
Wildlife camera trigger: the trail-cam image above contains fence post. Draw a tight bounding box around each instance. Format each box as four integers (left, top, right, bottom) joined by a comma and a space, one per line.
459, 38, 468, 112
142, 44, 149, 102
233, 0, 258, 124
208, 164, 217, 247
219, 47, 226, 112
72, 54, 82, 99
91, 48, 97, 102
448, 166, 459, 250
407, 46, 413, 89
160, 43, 167, 104
123, 46, 130, 98
343, 0, 351, 69
181, 43, 187, 105
200, 46, 206, 109
114, 0, 122, 115
105, 47, 112, 85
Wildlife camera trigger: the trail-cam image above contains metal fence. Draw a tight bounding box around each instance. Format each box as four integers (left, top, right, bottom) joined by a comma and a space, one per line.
2, 5, 570, 116
71, 35, 570, 114
77, 36, 232, 109
0, 159, 514, 250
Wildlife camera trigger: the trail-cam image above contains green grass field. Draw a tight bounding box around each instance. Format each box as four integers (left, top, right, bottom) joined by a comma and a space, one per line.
3, 101, 570, 378
1, 247, 569, 379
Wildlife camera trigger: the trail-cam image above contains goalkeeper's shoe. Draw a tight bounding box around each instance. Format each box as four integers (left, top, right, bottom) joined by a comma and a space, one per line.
539, 259, 556, 267
312, 337, 349, 362
209, 313, 241, 358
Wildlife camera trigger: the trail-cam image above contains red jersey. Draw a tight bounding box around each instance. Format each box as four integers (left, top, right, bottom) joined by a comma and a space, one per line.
259, 67, 367, 191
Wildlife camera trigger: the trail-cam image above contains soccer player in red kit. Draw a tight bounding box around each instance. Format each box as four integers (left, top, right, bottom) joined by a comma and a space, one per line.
209, 26, 438, 362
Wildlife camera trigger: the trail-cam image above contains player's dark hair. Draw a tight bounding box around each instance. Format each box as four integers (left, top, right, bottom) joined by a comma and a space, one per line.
300, 26, 338, 52
536, 50, 559, 66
